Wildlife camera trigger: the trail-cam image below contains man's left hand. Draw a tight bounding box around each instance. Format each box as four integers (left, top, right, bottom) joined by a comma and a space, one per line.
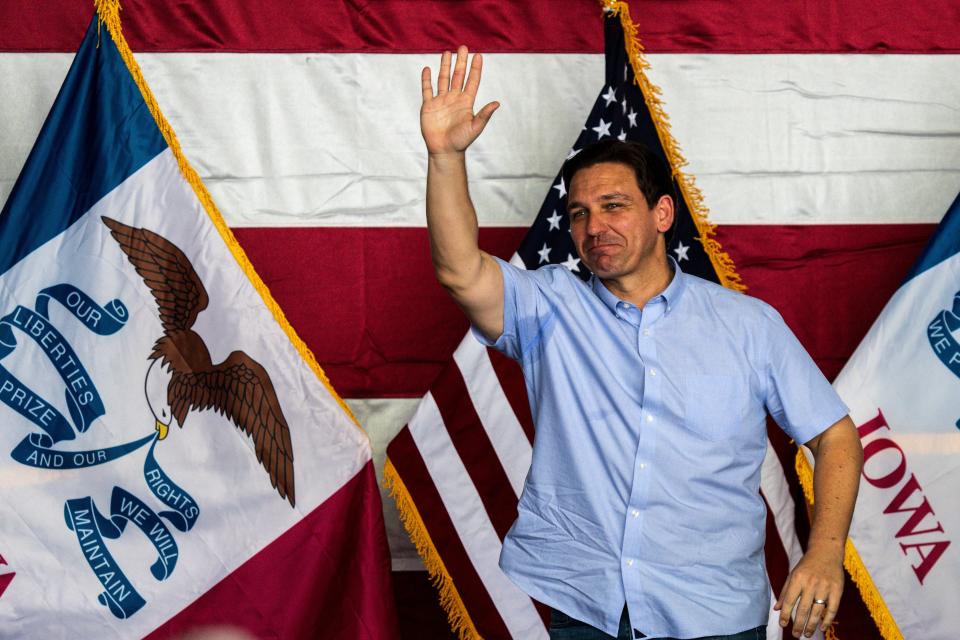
774, 545, 844, 637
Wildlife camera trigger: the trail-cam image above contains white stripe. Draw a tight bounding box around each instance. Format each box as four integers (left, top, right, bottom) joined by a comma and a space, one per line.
408, 392, 547, 639
2, 53, 957, 226
452, 336, 532, 497
760, 439, 806, 566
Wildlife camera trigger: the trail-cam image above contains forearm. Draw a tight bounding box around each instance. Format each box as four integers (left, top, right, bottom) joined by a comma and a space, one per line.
807, 416, 863, 559
776, 417, 863, 635
426, 151, 484, 292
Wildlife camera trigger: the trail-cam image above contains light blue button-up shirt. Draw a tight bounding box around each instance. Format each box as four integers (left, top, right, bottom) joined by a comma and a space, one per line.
476, 258, 848, 639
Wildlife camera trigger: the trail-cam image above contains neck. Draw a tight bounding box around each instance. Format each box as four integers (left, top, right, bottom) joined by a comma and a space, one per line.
600, 256, 674, 308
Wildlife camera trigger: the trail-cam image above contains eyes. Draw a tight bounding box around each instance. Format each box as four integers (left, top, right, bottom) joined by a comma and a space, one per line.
568, 202, 623, 221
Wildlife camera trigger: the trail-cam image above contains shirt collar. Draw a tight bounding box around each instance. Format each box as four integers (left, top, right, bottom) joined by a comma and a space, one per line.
589, 257, 687, 315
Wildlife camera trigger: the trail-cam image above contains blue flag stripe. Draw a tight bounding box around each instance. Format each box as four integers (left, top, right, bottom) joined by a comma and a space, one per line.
0, 17, 166, 276
904, 191, 960, 283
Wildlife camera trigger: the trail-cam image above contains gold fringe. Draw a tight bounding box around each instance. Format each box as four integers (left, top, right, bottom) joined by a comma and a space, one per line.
383, 458, 480, 640
91, 1, 366, 437
795, 451, 904, 640
601, 0, 745, 292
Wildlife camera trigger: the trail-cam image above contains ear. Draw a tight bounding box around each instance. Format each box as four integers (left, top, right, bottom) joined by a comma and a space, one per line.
654, 195, 675, 233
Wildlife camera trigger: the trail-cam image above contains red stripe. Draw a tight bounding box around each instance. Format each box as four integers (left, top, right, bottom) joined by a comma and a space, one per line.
146, 462, 398, 639
1, 0, 957, 53
386, 429, 516, 639
234, 224, 935, 399
487, 348, 535, 445
715, 223, 935, 381
232, 226, 524, 399
430, 360, 520, 541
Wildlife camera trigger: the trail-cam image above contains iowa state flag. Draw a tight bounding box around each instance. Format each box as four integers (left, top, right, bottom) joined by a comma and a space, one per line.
0, 4, 397, 637
822, 194, 960, 640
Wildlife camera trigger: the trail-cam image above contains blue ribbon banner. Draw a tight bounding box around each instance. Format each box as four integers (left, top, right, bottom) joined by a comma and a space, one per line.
109, 487, 179, 580
1, 281, 203, 619
144, 440, 200, 532
0, 306, 104, 434
0, 366, 75, 443
11, 432, 155, 469
34, 284, 128, 337
64, 496, 147, 620
928, 304, 960, 379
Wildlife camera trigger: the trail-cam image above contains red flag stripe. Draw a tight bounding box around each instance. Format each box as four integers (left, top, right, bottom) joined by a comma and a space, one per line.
429, 360, 521, 541
231, 224, 936, 399
386, 428, 515, 640
145, 463, 398, 639
3, 0, 959, 53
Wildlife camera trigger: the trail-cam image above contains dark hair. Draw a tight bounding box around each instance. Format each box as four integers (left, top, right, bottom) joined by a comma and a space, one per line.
561, 139, 676, 209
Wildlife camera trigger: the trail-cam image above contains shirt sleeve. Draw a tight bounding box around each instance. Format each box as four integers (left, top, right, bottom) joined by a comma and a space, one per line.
470, 257, 553, 362
761, 305, 850, 444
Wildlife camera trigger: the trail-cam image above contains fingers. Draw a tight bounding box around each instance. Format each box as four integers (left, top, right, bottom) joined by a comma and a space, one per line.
464, 52, 483, 96
421, 67, 433, 101
797, 596, 824, 638
775, 577, 800, 631
476, 101, 499, 125
451, 45, 469, 93
437, 50, 452, 95
819, 583, 843, 632
778, 588, 841, 637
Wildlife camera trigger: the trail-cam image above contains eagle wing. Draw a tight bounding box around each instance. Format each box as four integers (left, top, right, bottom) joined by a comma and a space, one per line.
169, 351, 296, 506
102, 216, 208, 332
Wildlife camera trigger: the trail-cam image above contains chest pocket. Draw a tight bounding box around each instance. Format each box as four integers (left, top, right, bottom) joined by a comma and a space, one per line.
682, 374, 756, 441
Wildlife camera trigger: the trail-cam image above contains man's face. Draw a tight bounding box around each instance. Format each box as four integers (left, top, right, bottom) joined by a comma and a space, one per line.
567, 162, 674, 281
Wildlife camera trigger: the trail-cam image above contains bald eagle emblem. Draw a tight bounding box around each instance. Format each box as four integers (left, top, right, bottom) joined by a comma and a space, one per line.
102, 217, 296, 506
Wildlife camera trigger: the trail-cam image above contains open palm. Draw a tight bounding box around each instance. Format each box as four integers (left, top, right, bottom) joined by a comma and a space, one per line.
421, 46, 499, 155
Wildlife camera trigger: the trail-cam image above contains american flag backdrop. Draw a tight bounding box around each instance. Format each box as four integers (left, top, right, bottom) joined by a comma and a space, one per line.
384, 6, 845, 639
3, 0, 958, 638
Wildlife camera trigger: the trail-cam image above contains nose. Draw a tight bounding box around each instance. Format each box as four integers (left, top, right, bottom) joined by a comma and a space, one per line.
585, 209, 606, 237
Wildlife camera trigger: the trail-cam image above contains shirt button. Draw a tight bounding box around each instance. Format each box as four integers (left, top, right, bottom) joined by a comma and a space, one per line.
642, 329, 650, 336
626, 558, 634, 567
646, 414, 653, 423
631, 509, 640, 518
649, 369, 656, 376
639, 463, 647, 470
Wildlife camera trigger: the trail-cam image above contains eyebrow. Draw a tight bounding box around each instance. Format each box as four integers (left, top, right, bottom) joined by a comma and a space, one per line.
567, 192, 633, 211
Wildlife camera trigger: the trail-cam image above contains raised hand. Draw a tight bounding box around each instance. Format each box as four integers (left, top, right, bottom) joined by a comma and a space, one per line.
421, 46, 499, 156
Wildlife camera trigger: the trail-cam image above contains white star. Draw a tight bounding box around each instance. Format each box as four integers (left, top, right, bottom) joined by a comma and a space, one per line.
601, 86, 617, 107
561, 254, 581, 272
553, 177, 566, 199
627, 108, 638, 128
617, 129, 627, 142
546, 210, 563, 231
566, 147, 582, 160
592, 118, 611, 139
537, 243, 551, 264
673, 241, 690, 262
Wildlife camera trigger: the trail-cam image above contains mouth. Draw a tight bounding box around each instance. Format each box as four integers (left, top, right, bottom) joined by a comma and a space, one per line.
155, 420, 169, 441
586, 243, 621, 256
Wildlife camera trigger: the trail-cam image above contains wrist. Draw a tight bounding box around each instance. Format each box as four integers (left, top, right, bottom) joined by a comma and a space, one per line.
428, 151, 467, 172
805, 537, 846, 562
